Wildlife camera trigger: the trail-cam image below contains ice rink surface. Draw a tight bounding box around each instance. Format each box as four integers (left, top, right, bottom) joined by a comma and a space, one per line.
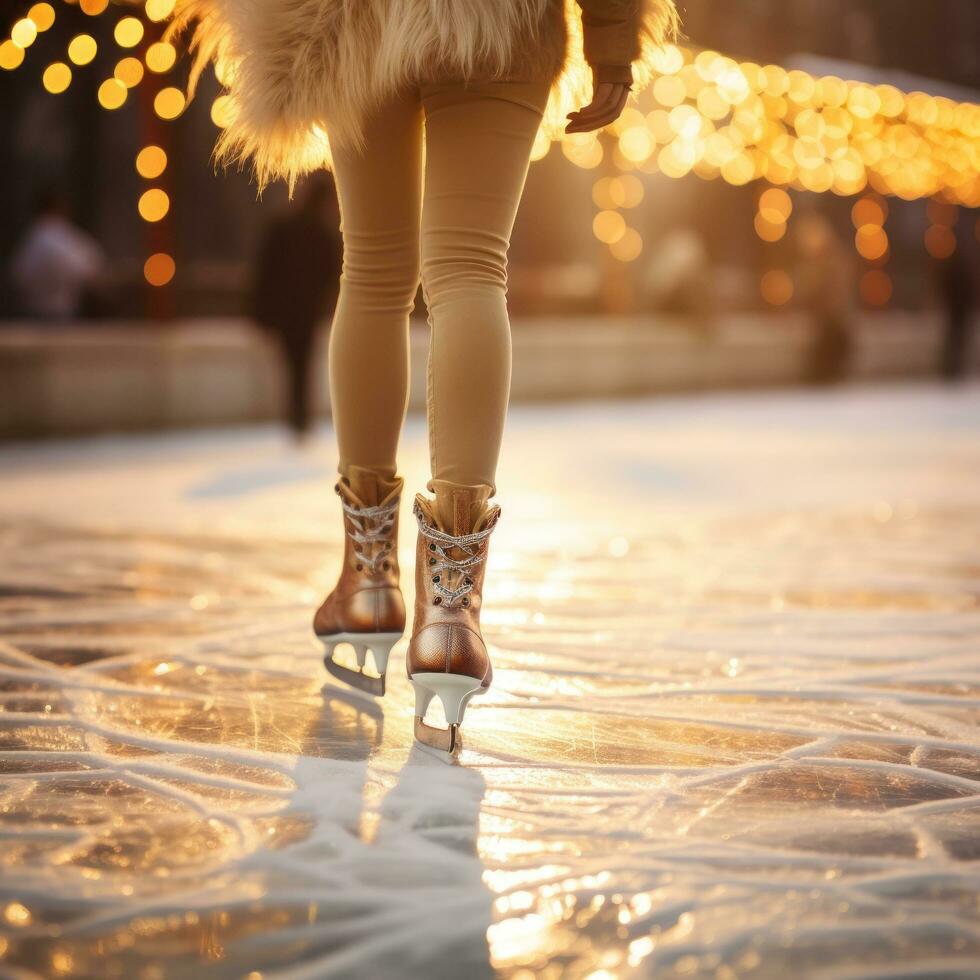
1, 383, 978, 978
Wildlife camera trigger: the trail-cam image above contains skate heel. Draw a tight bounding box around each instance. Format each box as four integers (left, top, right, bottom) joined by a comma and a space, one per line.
320, 632, 402, 697
410, 672, 487, 756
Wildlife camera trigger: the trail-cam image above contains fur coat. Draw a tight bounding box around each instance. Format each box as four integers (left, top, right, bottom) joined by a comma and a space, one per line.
169, 0, 677, 190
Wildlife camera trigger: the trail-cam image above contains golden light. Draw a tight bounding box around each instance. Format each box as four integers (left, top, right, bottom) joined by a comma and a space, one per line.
79, 0, 109, 15
145, 0, 177, 23
28, 3, 55, 32
758, 187, 792, 223
851, 196, 887, 228
144, 253, 176, 286
154, 87, 186, 120
0, 41, 25, 71
593, 210, 626, 245
145, 41, 176, 73
42, 62, 71, 94
754, 213, 786, 242
610, 227, 643, 262
114, 57, 144, 88
860, 269, 892, 306
760, 269, 793, 306
136, 145, 167, 179
114, 17, 144, 49
210, 95, 235, 128
97, 78, 127, 111
11, 19, 38, 49
67, 34, 97, 66
138, 188, 170, 222
618, 174, 645, 207
924, 224, 956, 259
855, 224, 889, 261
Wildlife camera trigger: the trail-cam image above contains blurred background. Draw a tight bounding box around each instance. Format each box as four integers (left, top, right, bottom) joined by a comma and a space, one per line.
1, 0, 978, 439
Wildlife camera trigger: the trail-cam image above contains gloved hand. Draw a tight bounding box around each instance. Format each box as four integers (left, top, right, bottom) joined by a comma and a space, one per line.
565, 81, 631, 134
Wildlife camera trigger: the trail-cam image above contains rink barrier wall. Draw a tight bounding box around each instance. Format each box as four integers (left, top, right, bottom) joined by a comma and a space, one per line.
0, 313, 973, 437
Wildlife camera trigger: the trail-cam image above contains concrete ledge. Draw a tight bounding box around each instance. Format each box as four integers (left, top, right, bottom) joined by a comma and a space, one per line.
0, 313, 974, 438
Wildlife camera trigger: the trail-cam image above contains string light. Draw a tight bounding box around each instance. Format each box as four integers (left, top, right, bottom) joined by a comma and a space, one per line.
0, 41, 25, 70
154, 86, 185, 119
67, 34, 97, 66
114, 57, 144, 88
136, 146, 167, 179
144, 41, 176, 73
42, 61, 71, 94
144, 253, 175, 286
114, 17, 144, 49
138, 188, 170, 222
27, 3, 55, 32
97, 78, 127, 110
10, 18, 38, 48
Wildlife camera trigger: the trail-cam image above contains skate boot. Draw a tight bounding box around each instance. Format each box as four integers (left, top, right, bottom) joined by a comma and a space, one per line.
314, 466, 405, 696
407, 481, 500, 756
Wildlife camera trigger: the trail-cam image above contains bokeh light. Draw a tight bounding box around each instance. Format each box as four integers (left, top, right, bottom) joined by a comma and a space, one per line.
210, 95, 235, 128
97, 78, 127, 111
855, 224, 889, 261
114, 57, 144, 89
760, 269, 793, 306
924, 224, 956, 259
145, 0, 177, 23
28, 3, 55, 32
11, 19, 38, 49
154, 87, 186, 120
138, 188, 170, 222
145, 41, 176, 74
610, 227, 643, 262
42, 62, 71, 94
136, 145, 167, 179
593, 210, 627, 245
79, 0, 109, 15
0, 41, 25, 71
144, 252, 176, 286
114, 18, 144, 49
67, 34, 97, 66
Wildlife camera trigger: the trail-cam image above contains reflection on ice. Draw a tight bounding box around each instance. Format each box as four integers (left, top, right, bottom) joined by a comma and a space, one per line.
1, 388, 979, 977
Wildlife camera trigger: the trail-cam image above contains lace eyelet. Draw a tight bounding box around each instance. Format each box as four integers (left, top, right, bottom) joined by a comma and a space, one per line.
461, 597, 470, 608
382, 560, 390, 571
428, 543, 436, 552
429, 557, 436, 565
432, 575, 440, 583
464, 577, 472, 586
356, 563, 363, 571
433, 597, 442, 606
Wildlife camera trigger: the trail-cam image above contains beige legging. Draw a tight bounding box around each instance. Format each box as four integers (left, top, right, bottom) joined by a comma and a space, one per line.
328, 76, 551, 494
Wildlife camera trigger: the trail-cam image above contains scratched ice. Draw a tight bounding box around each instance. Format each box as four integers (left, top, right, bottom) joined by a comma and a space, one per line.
1, 384, 978, 979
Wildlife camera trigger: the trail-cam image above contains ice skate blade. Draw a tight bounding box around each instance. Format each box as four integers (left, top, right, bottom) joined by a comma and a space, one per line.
317, 632, 401, 698
414, 716, 462, 757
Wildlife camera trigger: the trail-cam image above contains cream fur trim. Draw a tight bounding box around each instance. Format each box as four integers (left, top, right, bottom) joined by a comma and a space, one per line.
169, 0, 677, 193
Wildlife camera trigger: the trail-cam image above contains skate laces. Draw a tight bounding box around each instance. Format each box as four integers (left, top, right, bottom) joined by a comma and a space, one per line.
413, 500, 496, 607
338, 491, 398, 573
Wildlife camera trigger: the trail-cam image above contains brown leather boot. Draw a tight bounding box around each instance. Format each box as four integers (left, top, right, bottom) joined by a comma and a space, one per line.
407, 480, 500, 755
314, 465, 406, 696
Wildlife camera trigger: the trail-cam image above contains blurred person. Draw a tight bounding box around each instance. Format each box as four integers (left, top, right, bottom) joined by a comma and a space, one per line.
934, 217, 976, 382
174, 0, 678, 754
794, 208, 855, 384
252, 173, 343, 438
642, 227, 713, 334
9, 189, 106, 320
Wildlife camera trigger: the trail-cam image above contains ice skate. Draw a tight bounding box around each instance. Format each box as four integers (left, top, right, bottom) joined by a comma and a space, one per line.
407, 482, 500, 756
314, 467, 405, 696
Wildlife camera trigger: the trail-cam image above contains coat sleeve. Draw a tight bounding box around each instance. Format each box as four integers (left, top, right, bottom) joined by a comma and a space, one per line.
575, 0, 642, 85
